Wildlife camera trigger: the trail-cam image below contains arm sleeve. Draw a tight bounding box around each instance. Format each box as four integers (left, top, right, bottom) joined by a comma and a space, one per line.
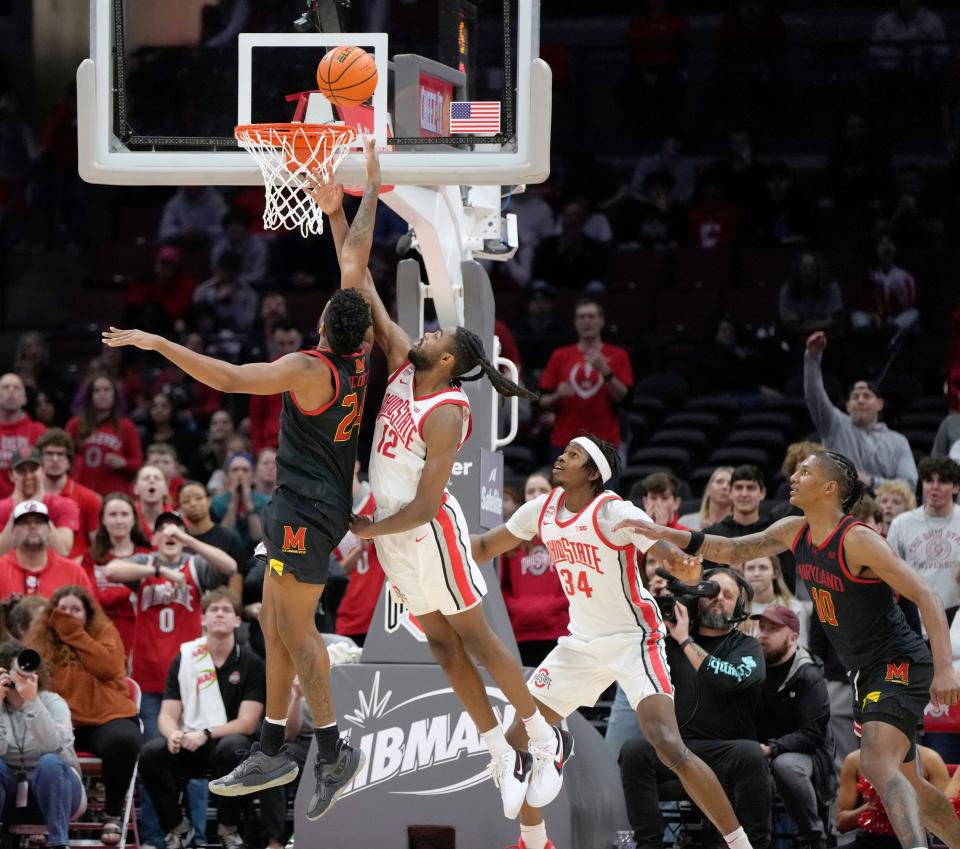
506, 496, 547, 542
932, 417, 951, 457
803, 351, 844, 439
163, 655, 183, 700
26, 693, 75, 754
51, 612, 126, 680
192, 555, 221, 590
700, 634, 766, 693
882, 436, 918, 489
601, 501, 656, 552
885, 517, 906, 559
51, 498, 79, 532
770, 670, 831, 754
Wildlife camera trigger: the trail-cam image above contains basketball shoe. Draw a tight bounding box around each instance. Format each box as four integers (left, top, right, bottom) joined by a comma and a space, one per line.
306, 737, 365, 820
488, 748, 532, 819
526, 727, 574, 807
209, 743, 299, 796
504, 840, 556, 849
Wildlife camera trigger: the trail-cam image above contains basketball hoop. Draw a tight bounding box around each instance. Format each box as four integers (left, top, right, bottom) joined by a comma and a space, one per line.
234, 122, 356, 237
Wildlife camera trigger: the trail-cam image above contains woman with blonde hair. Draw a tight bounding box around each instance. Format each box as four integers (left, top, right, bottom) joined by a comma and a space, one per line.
26, 585, 142, 846
743, 554, 807, 644
679, 466, 733, 530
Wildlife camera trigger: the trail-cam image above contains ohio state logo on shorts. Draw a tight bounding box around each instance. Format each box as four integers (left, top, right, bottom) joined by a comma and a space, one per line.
531, 668, 552, 690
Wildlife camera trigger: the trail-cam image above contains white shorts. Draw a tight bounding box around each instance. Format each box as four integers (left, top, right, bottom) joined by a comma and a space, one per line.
373, 492, 487, 617
527, 631, 673, 718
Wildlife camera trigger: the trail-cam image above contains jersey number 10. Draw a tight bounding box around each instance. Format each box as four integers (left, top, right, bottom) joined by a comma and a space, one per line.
810, 587, 839, 627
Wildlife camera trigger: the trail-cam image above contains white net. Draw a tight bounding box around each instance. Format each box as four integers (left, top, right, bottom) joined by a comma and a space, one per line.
234, 123, 356, 238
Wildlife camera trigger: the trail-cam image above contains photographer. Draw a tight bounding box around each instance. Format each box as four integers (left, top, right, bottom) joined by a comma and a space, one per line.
620, 568, 770, 849
0, 639, 84, 847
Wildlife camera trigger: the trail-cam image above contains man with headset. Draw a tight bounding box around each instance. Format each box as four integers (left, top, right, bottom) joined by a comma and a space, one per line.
619, 567, 771, 849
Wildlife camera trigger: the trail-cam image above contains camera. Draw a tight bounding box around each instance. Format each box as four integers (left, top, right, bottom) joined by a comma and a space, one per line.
2, 648, 41, 688
655, 592, 693, 625
652, 567, 721, 626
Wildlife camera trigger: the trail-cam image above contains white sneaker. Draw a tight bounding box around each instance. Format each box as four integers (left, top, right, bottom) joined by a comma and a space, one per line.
488, 748, 532, 819
526, 727, 574, 808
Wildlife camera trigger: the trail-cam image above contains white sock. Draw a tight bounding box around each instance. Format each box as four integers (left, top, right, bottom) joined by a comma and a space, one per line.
522, 710, 554, 746
481, 725, 512, 758
724, 827, 752, 849
265, 716, 287, 725
520, 822, 548, 849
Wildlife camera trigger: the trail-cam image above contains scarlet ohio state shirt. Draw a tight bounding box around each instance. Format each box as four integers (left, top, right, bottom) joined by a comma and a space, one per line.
66, 417, 143, 496
333, 484, 385, 637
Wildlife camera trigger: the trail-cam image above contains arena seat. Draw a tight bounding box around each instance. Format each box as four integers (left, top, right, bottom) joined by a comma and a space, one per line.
684, 396, 741, 427
724, 429, 787, 455
628, 447, 692, 479
654, 290, 721, 337
662, 411, 722, 436
707, 446, 770, 472
632, 374, 690, 408
648, 428, 712, 464
733, 411, 793, 433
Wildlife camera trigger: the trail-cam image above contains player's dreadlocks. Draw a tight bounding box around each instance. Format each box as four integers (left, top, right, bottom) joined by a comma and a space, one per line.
322, 289, 372, 356
579, 431, 623, 495
814, 450, 864, 513
450, 327, 538, 400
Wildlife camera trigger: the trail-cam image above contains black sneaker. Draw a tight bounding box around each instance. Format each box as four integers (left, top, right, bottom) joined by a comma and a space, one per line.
306, 737, 365, 821
209, 743, 299, 797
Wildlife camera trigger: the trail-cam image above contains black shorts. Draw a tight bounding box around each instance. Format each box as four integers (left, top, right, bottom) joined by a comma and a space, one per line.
259, 486, 350, 585
852, 656, 932, 762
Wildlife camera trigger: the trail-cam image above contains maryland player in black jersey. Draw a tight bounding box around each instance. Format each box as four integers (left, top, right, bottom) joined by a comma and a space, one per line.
101, 141, 382, 828
615, 449, 960, 849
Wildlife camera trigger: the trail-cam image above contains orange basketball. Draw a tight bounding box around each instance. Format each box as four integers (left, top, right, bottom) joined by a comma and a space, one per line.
316, 46, 378, 107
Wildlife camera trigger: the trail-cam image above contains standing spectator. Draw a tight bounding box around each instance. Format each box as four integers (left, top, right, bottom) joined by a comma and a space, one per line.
499, 470, 568, 668
886, 457, 960, 624
703, 465, 773, 566
138, 589, 266, 849
210, 210, 270, 287
133, 464, 173, 540
0, 639, 84, 847
177, 481, 249, 598
933, 410, 960, 460
688, 168, 742, 250
532, 201, 608, 289
210, 452, 268, 553
124, 245, 197, 333
875, 479, 917, 536
146, 444, 187, 503
26, 586, 142, 846
778, 252, 845, 341
0, 447, 78, 558
852, 235, 919, 333
66, 373, 143, 496
82, 493, 151, 653
0, 501, 92, 600
253, 447, 277, 499
743, 555, 807, 645
752, 606, 834, 849
803, 332, 918, 488
192, 250, 261, 336
538, 298, 633, 458
158, 186, 228, 244
190, 409, 235, 485
249, 319, 303, 454
139, 392, 200, 473
36, 429, 101, 561
0, 372, 46, 500
679, 466, 733, 530
636, 472, 690, 529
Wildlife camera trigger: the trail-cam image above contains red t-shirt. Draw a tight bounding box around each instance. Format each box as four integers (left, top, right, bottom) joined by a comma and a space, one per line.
500, 536, 570, 643
539, 343, 634, 448
0, 417, 46, 499
81, 545, 148, 654
688, 201, 741, 250
334, 490, 385, 637
66, 417, 143, 496
0, 495, 80, 541
0, 549, 93, 599
55, 479, 102, 560
249, 392, 282, 455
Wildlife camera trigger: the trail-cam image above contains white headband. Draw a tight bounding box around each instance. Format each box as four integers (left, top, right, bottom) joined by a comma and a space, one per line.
571, 437, 612, 484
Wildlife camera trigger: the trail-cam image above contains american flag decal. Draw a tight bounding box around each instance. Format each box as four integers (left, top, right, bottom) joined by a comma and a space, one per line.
449, 101, 501, 135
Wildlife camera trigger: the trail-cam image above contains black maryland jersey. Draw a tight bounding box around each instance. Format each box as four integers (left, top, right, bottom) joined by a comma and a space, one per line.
276, 348, 369, 513
792, 515, 929, 673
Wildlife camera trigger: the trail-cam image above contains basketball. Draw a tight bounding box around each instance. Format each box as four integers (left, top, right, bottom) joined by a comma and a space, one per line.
316, 46, 378, 107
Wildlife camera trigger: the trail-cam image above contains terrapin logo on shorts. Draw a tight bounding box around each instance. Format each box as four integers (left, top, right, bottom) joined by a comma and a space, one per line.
884, 662, 910, 685
531, 668, 552, 690
281, 525, 307, 554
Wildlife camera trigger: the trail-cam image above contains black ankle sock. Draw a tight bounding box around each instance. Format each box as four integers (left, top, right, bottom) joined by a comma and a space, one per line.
315, 724, 340, 762
260, 721, 286, 756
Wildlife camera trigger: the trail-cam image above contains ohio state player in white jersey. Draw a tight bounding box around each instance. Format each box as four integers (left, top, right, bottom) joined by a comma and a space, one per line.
472, 435, 755, 849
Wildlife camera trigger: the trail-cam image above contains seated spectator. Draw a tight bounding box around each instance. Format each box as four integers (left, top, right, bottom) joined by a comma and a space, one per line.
12, 332, 65, 404
210, 210, 269, 288
778, 252, 844, 340
803, 331, 917, 488
333, 464, 386, 648
628, 135, 696, 207
630, 171, 685, 250
703, 465, 773, 566
933, 408, 960, 460
697, 318, 771, 399
619, 569, 769, 849
711, 129, 768, 213
0, 372, 46, 500
634, 472, 689, 529
513, 281, 571, 382
869, 0, 948, 74
532, 200, 608, 289
124, 245, 197, 333
5, 595, 47, 640
190, 409, 235, 485
241, 291, 289, 363
140, 392, 200, 474
26, 586, 142, 846
192, 250, 260, 336
36, 429, 101, 561
249, 319, 303, 454
850, 495, 885, 535
851, 235, 919, 333
679, 466, 733, 530
177, 481, 248, 598
502, 184, 555, 288
877, 168, 943, 248
743, 555, 807, 645
66, 373, 143, 496
133, 464, 173, 539
139, 589, 265, 849
158, 186, 227, 244
254, 448, 277, 499
750, 161, 814, 247
874, 478, 917, 536
0, 638, 84, 847
210, 452, 268, 552
825, 113, 894, 209
28, 389, 68, 430
147, 443, 187, 503
0, 446, 78, 557
499, 470, 568, 668
752, 606, 834, 849
0, 501, 91, 600
688, 168, 742, 250
206, 435, 254, 498
82, 493, 150, 653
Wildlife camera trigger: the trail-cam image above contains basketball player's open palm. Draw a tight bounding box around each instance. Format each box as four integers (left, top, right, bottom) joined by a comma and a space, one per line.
102, 327, 161, 351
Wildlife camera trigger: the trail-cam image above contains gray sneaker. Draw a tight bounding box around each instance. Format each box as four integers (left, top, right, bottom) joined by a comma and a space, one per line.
306, 738, 365, 821
163, 819, 195, 849
209, 743, 299, 797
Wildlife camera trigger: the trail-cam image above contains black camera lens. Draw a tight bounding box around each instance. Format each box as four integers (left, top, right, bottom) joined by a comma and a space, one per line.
656, 594, 677, 624
16, 648, 41, 673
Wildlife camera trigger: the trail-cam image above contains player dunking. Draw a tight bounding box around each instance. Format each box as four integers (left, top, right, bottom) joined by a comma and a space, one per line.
472, 434, 756, 849
101, 164, 380, 823
617, 449, 960, 849
304, 146, 573, 819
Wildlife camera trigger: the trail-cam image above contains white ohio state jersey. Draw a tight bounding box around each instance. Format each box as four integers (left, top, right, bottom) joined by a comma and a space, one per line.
369, 361, 472, 512
507, 488, 664, 640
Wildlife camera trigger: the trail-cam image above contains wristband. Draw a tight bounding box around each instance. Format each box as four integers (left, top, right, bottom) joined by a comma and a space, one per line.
683, 530, 705, 555
203, 728, 212, 741
678, 637, 695, 650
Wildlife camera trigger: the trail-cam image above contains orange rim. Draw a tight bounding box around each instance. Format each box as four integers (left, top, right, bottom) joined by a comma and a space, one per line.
234, 122, 357, 171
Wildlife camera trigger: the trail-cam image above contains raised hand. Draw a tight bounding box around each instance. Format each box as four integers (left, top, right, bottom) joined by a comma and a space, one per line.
303, 170, 345, 215
362, 135, 381, 189
102, 327, 162, 352
805, 331, 827, 354
653, 541, 703, 585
